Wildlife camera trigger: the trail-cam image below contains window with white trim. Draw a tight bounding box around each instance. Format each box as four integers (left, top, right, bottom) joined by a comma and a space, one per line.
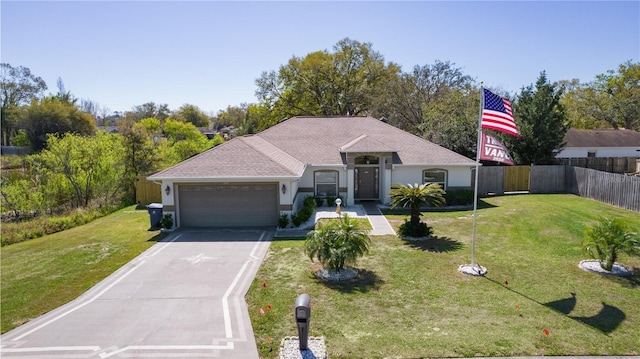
315, 171, 338, 197
423, 169, 447, 190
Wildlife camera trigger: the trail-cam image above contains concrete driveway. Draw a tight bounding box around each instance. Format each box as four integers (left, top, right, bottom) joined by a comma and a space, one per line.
1, 229, 273, 359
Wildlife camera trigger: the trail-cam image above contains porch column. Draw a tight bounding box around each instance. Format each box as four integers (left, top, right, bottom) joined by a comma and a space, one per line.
347, 165, 355, 206
382, 157, 393, 204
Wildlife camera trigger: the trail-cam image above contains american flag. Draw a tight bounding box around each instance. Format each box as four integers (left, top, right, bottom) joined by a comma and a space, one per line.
481, 88, 519, 137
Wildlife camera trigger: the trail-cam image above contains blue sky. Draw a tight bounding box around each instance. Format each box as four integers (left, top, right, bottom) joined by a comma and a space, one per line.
2, 1, 638, 115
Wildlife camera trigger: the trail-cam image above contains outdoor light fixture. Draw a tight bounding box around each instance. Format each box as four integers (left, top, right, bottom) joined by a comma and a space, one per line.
335, 197, 342, 215
165, 185, 171, 196
282, 184, 287, 194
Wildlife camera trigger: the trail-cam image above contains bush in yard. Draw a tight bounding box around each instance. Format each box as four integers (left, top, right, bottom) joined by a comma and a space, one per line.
398, 220, 433, 238
291, 196, 316, 227
389, 183, 445, 237
444, 189, 474, 206
305, 214, 371, 272
161, 214, 173, 229
583, 217, 640, 271
278, 213, 290, 228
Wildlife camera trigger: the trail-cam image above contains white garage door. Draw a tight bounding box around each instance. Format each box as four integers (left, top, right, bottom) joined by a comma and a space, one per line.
178, 183, 279, 227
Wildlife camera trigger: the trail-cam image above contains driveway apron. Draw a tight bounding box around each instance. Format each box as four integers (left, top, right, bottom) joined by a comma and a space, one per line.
1, 229, 273, 359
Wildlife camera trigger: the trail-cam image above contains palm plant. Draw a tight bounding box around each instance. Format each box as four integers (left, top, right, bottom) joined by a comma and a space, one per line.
389, 183, 446, 237
583, 217, 640, 271
304, 214, 371, 272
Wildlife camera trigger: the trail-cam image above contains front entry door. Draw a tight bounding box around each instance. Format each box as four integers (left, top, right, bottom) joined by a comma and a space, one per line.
355, 167, 378, 199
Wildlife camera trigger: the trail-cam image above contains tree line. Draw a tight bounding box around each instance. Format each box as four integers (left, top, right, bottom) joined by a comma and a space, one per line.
1, 38, 638, 222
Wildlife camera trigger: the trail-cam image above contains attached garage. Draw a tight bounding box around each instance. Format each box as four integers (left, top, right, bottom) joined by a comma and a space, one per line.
177, 183, 279, 227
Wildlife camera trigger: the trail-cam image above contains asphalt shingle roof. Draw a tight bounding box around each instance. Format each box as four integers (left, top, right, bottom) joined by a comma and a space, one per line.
149, 116, 475, 180
564, 128, 640, 148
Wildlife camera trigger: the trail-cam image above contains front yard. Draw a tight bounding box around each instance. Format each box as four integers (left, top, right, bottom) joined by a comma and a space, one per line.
247, 194, 640, 358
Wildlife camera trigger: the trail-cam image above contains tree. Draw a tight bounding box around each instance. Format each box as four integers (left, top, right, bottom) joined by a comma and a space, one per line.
255, 38, 400, 118
0, 172, 45, 220
55, 77, 77, 105
502, 72, 568, 165
212, 104, 248, 129
172, 104, 210, 127
304, 214, 371, 273
1, 63, 48, 145
30, 132, 125, 209
375, 61, 475, 133
118, 118, 159, 199
583, 218, 640, 271
389, 183, 445, 237
560, 79, 612, 129
23, 97, 96, 151
130, 102, 170, 121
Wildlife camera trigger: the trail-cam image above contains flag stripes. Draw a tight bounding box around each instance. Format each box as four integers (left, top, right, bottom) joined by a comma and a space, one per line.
481, 88, 519, 137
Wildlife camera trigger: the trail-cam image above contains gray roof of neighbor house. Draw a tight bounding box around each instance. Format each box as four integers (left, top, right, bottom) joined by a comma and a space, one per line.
564, 128, 640, 148
149, 116, 475, 180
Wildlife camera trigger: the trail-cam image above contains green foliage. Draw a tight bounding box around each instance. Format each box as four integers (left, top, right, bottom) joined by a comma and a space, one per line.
255, 38, 400, 118
326, 195, 335, 207
11, 130, 30, 146
29, 132, 125, 208
278, 213, 290, 228
304, 214, 371, 272
291, 196, 316, 227
398, 219, 433, 238
389, 183, 445, 236
314, 196, 325, 207
583, 217, 640, 271
130, 102, 170, 121
501, 72, 568, 165
22, 96, 96, 151
563, 61, 639, 131
160, 213, 174, 229
172, 103, 210, 127
443, 189, 474, 206
1, 63, 48, 146
1, 206, 117, 246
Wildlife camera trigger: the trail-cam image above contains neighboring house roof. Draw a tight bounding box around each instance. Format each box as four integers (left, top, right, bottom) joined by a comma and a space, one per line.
564, 128, 640, 147
149, 116, 474, 180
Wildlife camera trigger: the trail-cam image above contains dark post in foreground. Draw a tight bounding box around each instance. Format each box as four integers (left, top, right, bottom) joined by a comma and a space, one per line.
295, 293, 311, 350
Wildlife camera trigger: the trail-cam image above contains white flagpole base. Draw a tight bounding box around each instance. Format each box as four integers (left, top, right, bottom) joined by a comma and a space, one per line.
458, 264, 487, 276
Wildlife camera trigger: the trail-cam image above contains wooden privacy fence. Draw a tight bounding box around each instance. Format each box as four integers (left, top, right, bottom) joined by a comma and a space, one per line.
557, 157, 639, 174
566, 167, 640, 212
477, 165, 640, 212
135, 175, 161, 205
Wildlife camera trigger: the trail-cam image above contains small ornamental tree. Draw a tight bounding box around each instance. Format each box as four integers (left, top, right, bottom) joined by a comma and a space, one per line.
389, 183, 445, 237
304, 214, 370, 273
583, 218, 640, 271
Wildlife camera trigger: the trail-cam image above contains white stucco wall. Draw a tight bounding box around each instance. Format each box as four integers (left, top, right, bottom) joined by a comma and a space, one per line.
556, 147, 640, 158
391, 166, 473, 189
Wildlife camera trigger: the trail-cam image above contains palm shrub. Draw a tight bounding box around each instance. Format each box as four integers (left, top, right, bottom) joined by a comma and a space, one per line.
304, 214, 371, 272
583, 217, 640, 271
389, 183, 445, 237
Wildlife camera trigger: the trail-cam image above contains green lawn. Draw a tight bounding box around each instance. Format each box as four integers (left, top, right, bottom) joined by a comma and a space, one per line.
247, 194, 640, 358
0, 206, 164, 333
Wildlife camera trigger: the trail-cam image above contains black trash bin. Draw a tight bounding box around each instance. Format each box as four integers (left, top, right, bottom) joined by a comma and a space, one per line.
147, 203, 163, 228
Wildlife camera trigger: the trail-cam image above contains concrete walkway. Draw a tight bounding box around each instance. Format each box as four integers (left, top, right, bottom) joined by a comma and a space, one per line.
274, 203, 396, 238
359, 202, 396, 235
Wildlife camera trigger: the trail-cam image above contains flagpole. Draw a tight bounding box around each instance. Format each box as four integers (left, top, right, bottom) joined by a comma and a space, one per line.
459, 85, 487, 276
471, 85, 484, 267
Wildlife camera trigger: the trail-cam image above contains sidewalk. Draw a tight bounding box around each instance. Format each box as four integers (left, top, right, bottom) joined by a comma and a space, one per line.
274, 203, 396, 238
